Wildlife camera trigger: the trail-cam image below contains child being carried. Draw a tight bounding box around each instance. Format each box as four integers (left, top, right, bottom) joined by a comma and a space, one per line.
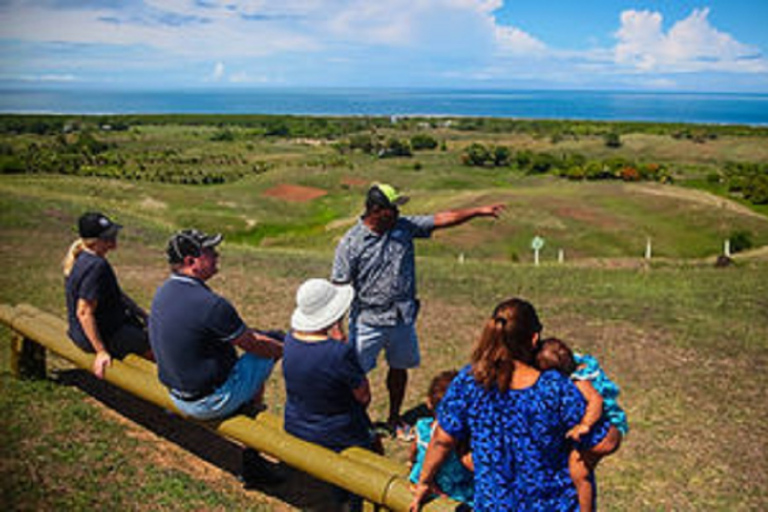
536, 338, 628, 512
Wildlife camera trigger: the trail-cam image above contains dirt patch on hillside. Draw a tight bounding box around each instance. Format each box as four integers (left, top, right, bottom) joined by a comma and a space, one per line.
263, 184, 327, 202
340, 177, 369, 188
633, 183, 766, 221
554, 206, 622, 230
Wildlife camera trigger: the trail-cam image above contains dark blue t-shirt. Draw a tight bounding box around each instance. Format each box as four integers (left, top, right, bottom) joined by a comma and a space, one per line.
149, 274, 245, 394
65, 251, 127, 351
283, 332, 371, 451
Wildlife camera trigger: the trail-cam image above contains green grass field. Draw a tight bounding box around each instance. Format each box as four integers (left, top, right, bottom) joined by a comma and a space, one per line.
2, 117, 767, 510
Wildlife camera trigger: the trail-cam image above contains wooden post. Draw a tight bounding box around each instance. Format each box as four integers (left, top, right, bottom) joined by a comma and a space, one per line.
11, 333, 46, 379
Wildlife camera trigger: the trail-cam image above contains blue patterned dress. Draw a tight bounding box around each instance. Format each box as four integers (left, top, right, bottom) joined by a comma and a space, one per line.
438, 367, 611, 511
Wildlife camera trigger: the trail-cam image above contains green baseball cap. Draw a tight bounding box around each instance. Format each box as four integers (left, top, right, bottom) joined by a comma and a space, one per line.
367, 183, 409, 208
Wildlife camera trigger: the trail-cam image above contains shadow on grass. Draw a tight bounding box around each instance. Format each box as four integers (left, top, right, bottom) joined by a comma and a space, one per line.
52, 369, 344, 511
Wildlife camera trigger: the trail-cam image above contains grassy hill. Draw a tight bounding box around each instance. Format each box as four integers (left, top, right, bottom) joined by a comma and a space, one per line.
2, 116, 768, 510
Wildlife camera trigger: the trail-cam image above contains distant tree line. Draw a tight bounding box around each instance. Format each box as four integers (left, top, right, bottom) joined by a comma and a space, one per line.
5, 114, 768, 139
334, 133, 443, 158
720, 162, 768, 205
0, 130, 271, 185
460, 142, 674, 184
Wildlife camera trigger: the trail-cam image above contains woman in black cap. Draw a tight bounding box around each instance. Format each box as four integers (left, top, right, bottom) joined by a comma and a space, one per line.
63, 212, 151, 379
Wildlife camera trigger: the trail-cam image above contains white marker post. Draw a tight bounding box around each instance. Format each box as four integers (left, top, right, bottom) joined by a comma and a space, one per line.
531, 236, 545, 266
724, 239, 731, 257
558, 249, 565, 264
645, 237, 652, 260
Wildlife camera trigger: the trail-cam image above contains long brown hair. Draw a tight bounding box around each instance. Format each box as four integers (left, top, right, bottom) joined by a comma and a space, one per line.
470, 298, 542, 392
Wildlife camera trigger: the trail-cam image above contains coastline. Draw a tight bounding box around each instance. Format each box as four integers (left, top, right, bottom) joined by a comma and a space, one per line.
2, 87, 768, 126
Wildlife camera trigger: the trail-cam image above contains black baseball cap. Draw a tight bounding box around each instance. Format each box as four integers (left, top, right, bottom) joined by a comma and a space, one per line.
78, 212, 122, 239
167, 229, 223, 264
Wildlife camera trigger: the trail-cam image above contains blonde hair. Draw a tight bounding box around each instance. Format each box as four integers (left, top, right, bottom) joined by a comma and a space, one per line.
62, 238, 99, 277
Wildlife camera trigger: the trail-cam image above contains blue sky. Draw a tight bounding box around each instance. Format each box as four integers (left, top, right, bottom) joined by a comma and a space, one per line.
1, 1, 767, 92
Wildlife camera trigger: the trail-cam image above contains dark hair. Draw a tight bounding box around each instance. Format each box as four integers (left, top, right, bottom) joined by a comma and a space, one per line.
535, 337, 577, 375
470, 298, 542, 393
166, 229, 222, 264
427, 370, 458, 412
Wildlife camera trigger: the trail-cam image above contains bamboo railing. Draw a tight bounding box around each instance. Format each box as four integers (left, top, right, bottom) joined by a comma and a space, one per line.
0, 303, 459, 511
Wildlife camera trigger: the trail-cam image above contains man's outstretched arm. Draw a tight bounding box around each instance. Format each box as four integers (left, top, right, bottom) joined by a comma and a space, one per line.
433, 203, 505, 230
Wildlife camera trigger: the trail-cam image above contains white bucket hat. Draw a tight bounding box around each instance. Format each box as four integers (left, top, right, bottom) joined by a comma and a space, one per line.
291, 279, 355, 332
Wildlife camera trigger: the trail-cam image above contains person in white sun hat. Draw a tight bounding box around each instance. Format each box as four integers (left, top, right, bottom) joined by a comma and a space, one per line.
283, 278, 380, 510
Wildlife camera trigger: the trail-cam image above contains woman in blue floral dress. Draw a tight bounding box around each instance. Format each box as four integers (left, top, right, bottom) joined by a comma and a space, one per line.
410, 298, 611, 511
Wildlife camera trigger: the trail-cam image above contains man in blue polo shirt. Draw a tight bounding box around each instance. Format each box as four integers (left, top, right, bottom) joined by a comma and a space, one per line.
150, 229, 282, 419
149, 229, 283, 485
332, 183, 504, 438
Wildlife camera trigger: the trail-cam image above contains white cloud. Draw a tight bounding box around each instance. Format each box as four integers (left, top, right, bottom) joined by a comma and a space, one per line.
1, 2, 765, 90
0, 2, 317, 58
0, 1, 534, 61
614, 8, 767, 73
18, 73, 78, 82
495, 25, 546, 56
211, 61, 225, 81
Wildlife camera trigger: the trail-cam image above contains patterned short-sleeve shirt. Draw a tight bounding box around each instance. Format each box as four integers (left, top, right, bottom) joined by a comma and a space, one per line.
331, 215, 435, 326
437, 367, 611, 511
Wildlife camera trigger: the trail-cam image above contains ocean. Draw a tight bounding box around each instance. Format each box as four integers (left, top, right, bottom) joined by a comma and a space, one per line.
1, 88, 767, 125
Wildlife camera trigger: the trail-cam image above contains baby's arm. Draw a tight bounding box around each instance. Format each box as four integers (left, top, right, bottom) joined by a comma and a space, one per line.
456, 439, 474, 472
408, 436, 418, 467
567, 380, 604, 441
460, 451, 474, 472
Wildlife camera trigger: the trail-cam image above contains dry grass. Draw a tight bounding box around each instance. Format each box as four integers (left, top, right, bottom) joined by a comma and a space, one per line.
2, 169, 767, 510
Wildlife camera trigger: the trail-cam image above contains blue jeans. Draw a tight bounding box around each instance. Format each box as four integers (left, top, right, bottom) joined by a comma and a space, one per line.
170, 354, 275, 420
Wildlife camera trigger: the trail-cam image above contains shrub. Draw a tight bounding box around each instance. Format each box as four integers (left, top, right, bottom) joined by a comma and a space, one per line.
210, 129, 235, 142
620, 166, 640, 181
584, 161, 612, 180
706, 172, 722, 184
348, 134, 376, 154
604, 132, 622, 148
264, 121, 290, 137
410, 134, 438, 151
462, 143, 492, 167
528, 152, 557, 174
514, 150, 533, 170
493, 146, 512, 167
0, 155, 25, 174
379, 138, 412, 158
562, 166, 586, 180
562, 153, 587, 169
744, 174, 768, 204
729, 230, 753, 253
